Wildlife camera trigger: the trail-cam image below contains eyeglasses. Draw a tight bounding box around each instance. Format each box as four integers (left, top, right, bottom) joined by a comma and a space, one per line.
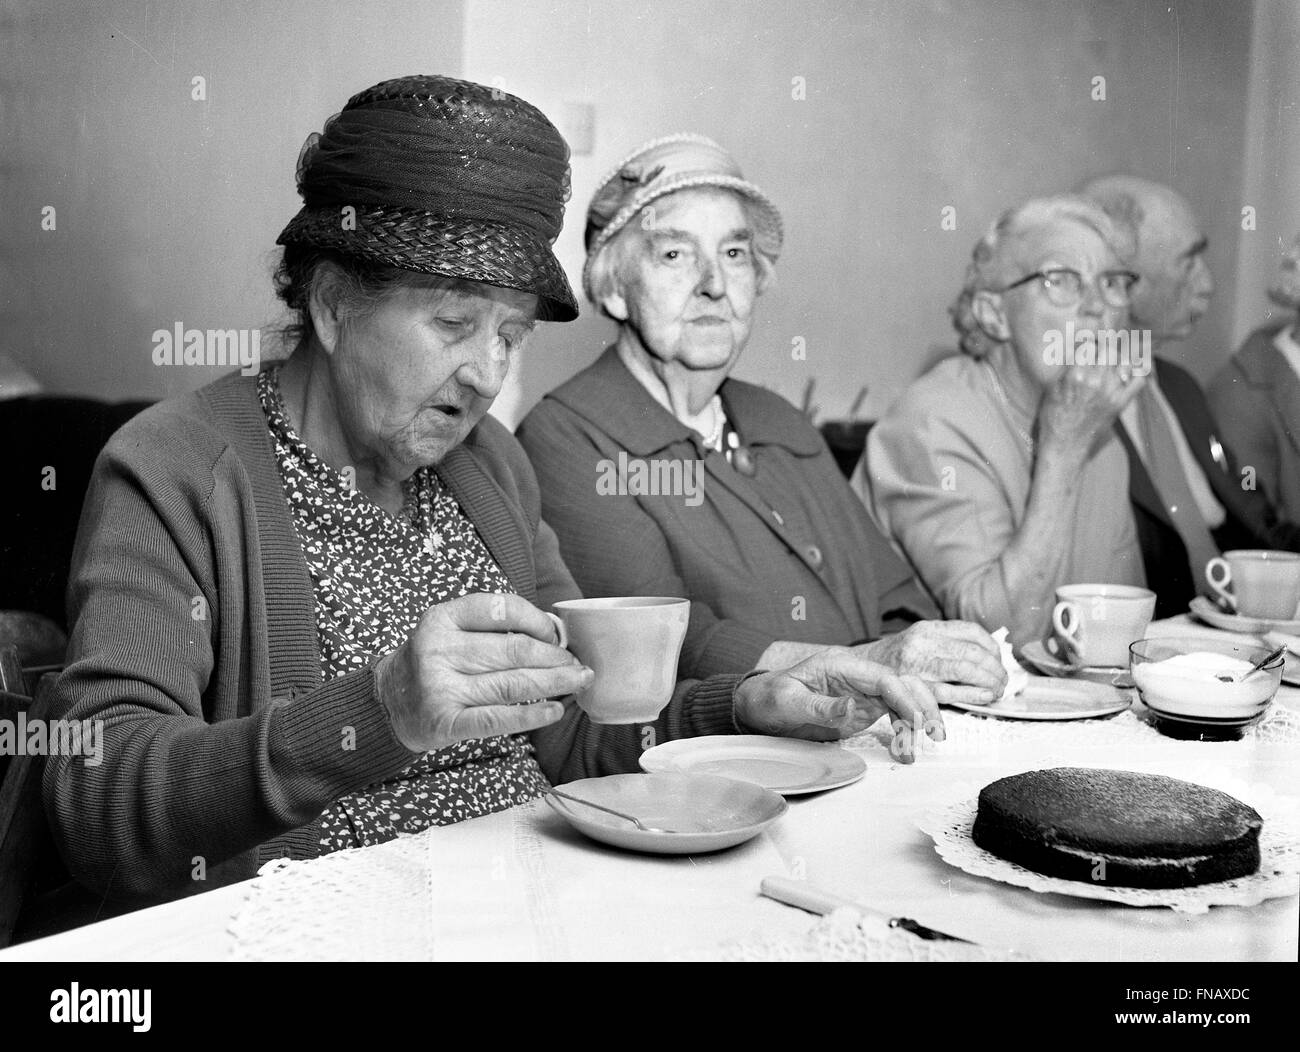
999, 268, 1140, 308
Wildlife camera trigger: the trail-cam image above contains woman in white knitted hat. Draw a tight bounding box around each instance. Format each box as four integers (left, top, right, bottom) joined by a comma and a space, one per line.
517, 134, 1005, 700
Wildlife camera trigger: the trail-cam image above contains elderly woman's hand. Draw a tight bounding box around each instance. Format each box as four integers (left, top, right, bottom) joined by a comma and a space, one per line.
854, 620, 1006, 707
374, 593, 594, 752
733, 648, 945, 763
1038, 361, 1145, 456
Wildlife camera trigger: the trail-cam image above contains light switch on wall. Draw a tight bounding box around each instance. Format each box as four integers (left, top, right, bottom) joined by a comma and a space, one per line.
562, 101, 595, 155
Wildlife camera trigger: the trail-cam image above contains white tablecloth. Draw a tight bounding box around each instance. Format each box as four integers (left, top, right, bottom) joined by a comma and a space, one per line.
4, 618, 1298, 962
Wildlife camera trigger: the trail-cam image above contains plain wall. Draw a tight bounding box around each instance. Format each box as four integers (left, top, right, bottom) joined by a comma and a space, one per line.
1231, 0, 1300, 345
0, 0, 464, 401
463, 0, 1256, 428
0, 0, 1264, 421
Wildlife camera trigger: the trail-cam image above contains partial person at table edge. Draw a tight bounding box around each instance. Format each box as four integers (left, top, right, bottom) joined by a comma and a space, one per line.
1206, 230, 1300, 527
1079, 174, 1300, 619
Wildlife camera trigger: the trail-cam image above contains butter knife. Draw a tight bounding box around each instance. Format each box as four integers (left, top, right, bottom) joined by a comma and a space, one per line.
760, 876, 973, 943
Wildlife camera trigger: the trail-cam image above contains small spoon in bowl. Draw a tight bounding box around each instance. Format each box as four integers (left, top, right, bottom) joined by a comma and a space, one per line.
1216, 644, 1286, 683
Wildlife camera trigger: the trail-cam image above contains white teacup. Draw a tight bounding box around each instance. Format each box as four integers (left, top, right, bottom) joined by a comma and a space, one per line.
552, 597, 690, 725
1205, 550, 1300, 620
1050, 583, 1156, 668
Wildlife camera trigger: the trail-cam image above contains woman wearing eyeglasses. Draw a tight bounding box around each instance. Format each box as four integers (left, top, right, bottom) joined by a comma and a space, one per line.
854, 195, 1148, 645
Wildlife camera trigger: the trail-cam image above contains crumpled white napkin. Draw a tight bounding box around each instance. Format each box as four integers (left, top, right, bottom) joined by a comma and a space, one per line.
991, 627, 1029, 701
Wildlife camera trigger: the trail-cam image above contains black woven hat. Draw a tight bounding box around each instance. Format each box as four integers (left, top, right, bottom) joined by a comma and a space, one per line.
277, 75, 578, 322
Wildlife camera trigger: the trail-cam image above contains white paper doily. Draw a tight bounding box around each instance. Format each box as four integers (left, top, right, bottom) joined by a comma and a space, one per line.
720, 907, 1032, 962
916, 784, 1300, 914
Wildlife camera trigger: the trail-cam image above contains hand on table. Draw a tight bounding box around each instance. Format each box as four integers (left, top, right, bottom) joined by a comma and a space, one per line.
854, 620, 1007, 707
733, 647, 946, 763
375, 593, 592, 752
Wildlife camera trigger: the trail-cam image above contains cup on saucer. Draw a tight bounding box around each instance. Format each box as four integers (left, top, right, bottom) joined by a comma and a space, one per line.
1050, 583, 1156, 668
1205, 550, 1300, 620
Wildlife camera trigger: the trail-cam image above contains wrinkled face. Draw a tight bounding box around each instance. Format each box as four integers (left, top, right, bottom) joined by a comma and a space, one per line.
1129, 193, 1214, 340
329, 279, 537, 470
606, 186, 760, 372
995, 217, 1131, 389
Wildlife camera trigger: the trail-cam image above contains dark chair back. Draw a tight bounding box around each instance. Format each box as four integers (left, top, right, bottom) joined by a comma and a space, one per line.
0, 673, 64, 948
0, 397, 152, 628
819, 419, 874, 478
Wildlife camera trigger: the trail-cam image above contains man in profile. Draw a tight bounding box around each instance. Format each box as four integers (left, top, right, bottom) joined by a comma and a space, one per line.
1080, 175, 1300, 617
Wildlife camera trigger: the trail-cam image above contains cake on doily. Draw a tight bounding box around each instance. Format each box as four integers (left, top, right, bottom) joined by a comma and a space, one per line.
971, 768, 1262, 889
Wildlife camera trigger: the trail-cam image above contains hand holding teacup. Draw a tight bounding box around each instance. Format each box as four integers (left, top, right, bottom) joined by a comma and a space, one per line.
551, 597, 946, 761
375, 593, 592, 752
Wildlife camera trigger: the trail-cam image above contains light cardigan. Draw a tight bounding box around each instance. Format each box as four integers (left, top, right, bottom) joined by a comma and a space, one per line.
857, 355, 1146, 645
43, 370, 740, 902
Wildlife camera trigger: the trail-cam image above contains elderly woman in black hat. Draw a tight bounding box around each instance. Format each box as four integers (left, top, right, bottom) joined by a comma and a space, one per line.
45, 79, 953, 904
517, 135, 1006, 694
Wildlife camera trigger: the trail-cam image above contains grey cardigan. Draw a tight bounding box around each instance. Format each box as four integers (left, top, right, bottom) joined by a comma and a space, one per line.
44, 371, 740, 902
517, 347, 922, 679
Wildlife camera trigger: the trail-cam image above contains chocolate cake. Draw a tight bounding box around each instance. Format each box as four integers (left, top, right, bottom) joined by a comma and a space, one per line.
972, 768, 1262, 889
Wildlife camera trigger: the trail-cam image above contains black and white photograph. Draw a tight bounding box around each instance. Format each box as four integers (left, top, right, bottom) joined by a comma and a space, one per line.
0, 0, 1296, 992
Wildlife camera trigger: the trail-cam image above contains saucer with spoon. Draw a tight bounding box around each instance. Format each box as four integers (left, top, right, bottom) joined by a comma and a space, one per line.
544, 773, 787, 854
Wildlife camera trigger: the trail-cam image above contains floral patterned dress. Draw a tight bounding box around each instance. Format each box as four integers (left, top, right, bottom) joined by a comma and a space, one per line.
256, 365, 550, 853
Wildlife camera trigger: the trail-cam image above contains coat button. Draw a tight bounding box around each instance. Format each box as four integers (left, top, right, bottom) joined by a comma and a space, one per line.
806, 545, 823, 569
